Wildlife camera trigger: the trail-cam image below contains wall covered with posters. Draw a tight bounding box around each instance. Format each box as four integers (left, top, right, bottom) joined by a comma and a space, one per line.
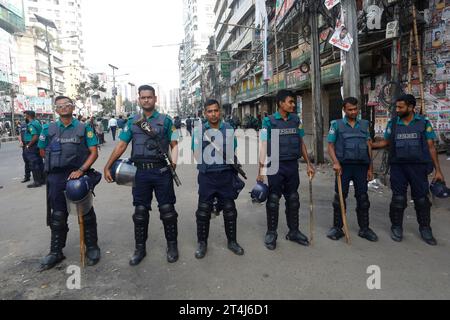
423, 0, 450, 134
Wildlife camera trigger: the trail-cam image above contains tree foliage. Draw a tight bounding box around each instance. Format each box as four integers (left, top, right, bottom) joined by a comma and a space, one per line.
100, 98, 115, 115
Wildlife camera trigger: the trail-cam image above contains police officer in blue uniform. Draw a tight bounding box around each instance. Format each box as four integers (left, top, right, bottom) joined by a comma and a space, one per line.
23, 111, 45, 188
327, 97, 378, 242
104, 85, 180, 265
38, 96, 101, 270
192, 99, 244, 259
18, 117, 31, 183
257, 90, 315, 250
372, 94, 445, 245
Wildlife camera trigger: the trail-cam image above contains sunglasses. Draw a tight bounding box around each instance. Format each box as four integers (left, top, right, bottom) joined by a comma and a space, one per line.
54, 103, 73, 110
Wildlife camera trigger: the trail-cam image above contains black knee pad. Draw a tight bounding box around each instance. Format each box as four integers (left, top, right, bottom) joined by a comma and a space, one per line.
196, 202, 212, 221
286, 192, 300, 211
222, 200, 237, 220
50, 211, 68, 231
83, 208, 97, 227
391, 195, 407, 210
133, 206, 149, 225
356, 193, 370, 211
414, 197, 431, 210
159, 204, 178, 221
266, 193, 280, 210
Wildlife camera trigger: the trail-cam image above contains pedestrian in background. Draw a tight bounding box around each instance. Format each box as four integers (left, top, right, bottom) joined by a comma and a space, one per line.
117, 115, 126, 136
23, 111, 45, 188
17, 117, 31, 183
96, 118, 105, 145
108, 116, 118, 141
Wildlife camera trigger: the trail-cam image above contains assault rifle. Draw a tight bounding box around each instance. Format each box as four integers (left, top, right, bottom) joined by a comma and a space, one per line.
134, 115, 182, 187
203, 131, 247, 180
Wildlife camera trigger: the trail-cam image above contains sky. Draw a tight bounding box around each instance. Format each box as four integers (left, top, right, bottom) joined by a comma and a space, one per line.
83, 0, 184, 93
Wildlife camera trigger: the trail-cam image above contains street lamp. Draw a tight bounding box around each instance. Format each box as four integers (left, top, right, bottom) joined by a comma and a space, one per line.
108, 64, 118, 115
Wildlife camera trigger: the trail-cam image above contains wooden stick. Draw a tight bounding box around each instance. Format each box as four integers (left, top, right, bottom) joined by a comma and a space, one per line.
337, 174, 351, 244
408, 31, 413, 93
309, 174, 314, 245
412, 4, 425, 115
78, 214, 86, 268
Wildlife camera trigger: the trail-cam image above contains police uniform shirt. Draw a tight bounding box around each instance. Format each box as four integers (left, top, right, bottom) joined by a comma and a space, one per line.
38, 118, 98, 149
191, 121, 237, 152
119, 111, 178, 144
24, 119, 43, 143
260, 112, 305, 142
383, 114, 437, 141
327, 116, 371, 144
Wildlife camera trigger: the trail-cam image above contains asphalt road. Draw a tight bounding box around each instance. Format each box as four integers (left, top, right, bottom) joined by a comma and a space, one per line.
0, 134, 449, 300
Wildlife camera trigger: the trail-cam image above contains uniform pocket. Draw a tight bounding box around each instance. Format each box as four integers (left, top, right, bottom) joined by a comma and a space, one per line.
407, 140, 421, 160
395, 140, 408, 160
396, 140, 421, 161
343, 142, 357, 161
358, 144, 368, 161
133, 143, 146, 157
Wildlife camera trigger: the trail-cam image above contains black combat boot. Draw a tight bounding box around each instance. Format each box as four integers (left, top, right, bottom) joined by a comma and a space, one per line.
356, 194, 378, 242
265, 194, 279, 250
160, 204, 179, 263
195, 242, 207, 259
83, 209, 101, 266
22, 160, 31, 183
129, 206, 149, 266
389, 195, 407, 242
27, 171, 44, 188
419, 227, 437, 246
225, 219, 244, 255
285, 193, 309, 246
40, 211, 68, 271
195, 203, 211, 259
327, 194, 345, 241
415, 197, 437, 246
40, 231, 67, 271
223, 201, 244, 256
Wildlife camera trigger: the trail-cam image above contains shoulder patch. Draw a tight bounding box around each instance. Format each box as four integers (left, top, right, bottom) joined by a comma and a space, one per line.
427, 126, 433, 132
87, 131, 94, 139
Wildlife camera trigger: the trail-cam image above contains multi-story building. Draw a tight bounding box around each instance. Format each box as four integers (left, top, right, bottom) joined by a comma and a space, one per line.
212, 0, 257, 117
16, 31, 66, 99
0, 0, 25, 114
169, 88, 180, 115
179, 0, 216, 115
21, 0, 86, 98
210, 0, 450, 157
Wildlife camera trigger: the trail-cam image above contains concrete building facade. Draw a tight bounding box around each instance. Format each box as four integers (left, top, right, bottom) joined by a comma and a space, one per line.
179, 0, 216, 115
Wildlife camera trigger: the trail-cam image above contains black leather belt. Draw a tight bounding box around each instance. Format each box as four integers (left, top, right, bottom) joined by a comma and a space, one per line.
134, 162, 166, 170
